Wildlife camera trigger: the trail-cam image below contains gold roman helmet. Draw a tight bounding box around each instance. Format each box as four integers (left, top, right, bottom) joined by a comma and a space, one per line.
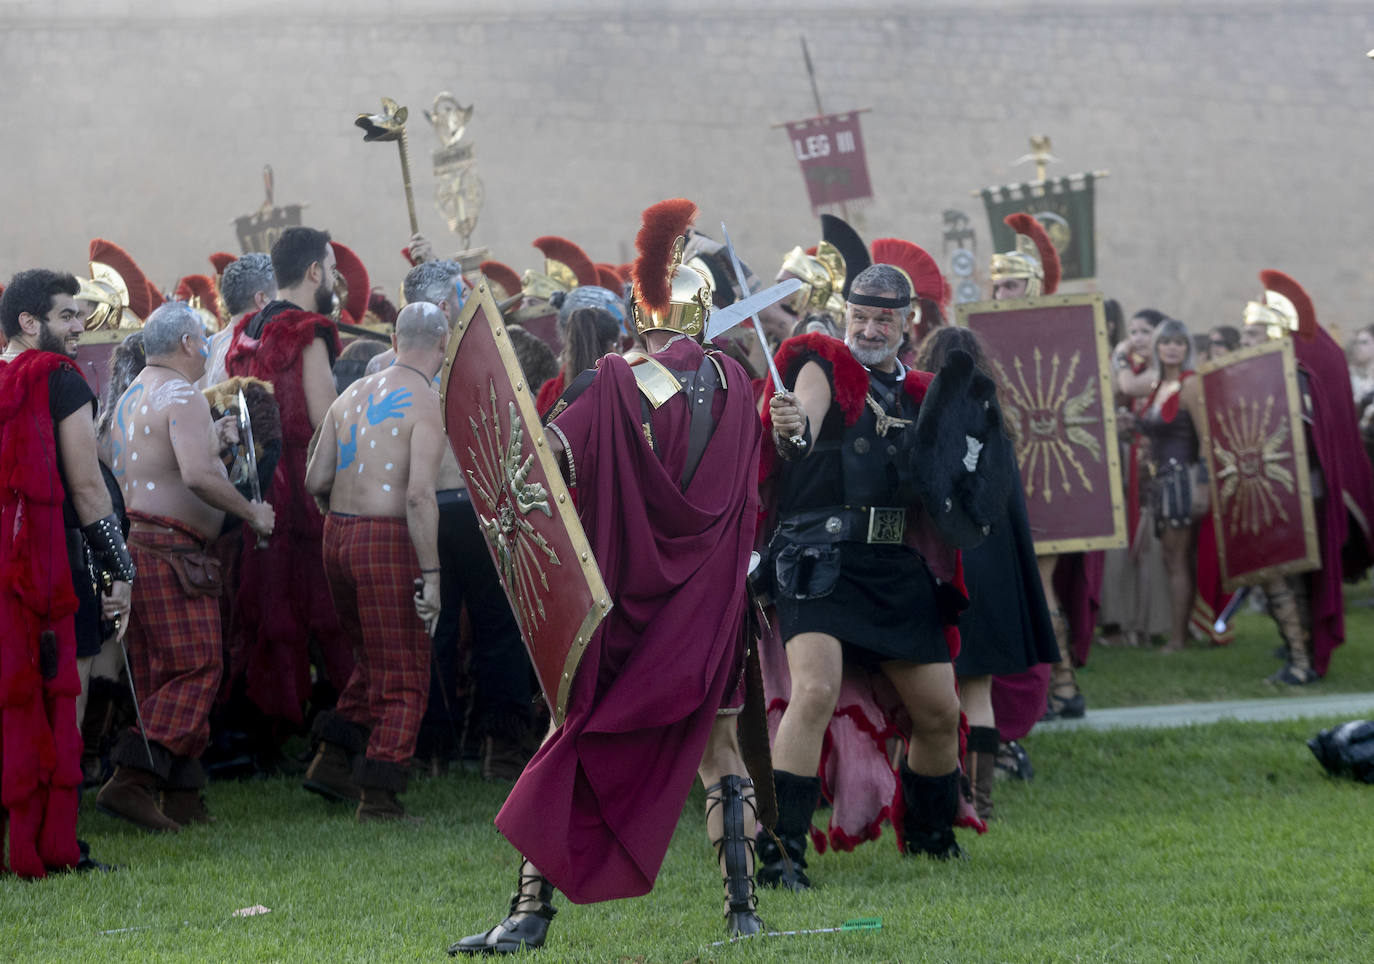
78, 272, 127, 330
1243, 269, 1314, 342
521, 236, 598, 302
630, 198, 713, 337
779, 242, 845, 317
989, 213, 1061, 298
86, 239, 156, 330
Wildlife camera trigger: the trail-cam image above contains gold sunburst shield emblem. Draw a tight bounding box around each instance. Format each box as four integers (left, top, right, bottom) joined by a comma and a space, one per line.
956, 292, 1125, 554
1197, 338, 1319, 592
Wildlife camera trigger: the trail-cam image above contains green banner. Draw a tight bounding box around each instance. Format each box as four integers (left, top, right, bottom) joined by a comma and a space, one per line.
981, 174, 1097, 281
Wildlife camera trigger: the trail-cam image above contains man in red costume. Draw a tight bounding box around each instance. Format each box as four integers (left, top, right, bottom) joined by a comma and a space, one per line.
225, 227, 350, 733
1, 269, 133, 877
1242, 270, 1374, 683
96, 302, 275, 832
449, 199, 765, 954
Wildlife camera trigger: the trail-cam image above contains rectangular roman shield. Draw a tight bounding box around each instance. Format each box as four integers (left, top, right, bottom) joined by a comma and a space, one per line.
1197, 338, 1320, 592
956, 292, 1126, 554
439, 282, 611, 724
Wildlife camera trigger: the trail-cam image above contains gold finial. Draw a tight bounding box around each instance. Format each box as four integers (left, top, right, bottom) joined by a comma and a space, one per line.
355, 97, 418, 234
1013, 134, 1058, 183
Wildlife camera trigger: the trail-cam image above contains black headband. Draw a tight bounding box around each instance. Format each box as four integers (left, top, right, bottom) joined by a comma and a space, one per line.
847, 291, 910, 310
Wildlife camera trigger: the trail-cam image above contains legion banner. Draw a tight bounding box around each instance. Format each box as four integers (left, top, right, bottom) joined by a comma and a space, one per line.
980, 174, 1098, 282
956, 292, 1125, 554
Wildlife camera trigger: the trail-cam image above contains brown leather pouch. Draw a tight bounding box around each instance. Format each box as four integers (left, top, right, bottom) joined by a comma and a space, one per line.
133, 542, 224, 598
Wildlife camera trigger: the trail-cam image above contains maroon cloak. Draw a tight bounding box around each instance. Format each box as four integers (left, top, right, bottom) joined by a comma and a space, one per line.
225, 309, 352, 725
495, 338, 761, 904
1293, 327, 1374, 675
0, 351, 83, 877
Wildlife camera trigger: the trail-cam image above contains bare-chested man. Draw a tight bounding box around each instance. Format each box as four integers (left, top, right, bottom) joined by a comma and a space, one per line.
303, 302, 447, 821
96, 302, 275, 832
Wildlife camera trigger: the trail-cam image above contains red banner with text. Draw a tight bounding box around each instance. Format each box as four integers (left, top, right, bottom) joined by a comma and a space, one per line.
782, 112, 873, 210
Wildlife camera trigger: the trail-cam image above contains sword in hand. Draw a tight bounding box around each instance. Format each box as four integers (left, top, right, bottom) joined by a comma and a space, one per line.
720, 222, 808, 453
237, 389, 273, 549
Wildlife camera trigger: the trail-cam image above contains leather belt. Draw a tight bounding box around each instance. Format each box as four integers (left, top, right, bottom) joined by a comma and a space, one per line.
776, 505, 907, 545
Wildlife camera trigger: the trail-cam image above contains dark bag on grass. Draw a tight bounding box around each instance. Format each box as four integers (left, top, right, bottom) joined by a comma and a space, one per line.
1307, 720, 1374, 783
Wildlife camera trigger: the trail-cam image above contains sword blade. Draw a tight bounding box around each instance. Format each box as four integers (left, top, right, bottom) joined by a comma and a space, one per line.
703, 277, 803, 344
718, 222, 788, 395
117, 636, 156, 770
236, 389, 262, 504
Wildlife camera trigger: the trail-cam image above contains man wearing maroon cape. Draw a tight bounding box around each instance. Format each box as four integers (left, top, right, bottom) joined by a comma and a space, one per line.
225, 227, 354, 743
1242, 270, 1374, 683
449, 199, 765, 955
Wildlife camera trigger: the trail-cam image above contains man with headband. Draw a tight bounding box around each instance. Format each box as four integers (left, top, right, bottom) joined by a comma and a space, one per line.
762, 256, 970, 887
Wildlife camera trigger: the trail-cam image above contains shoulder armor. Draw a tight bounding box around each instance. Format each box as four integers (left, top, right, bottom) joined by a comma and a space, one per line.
623, 351, 683, 409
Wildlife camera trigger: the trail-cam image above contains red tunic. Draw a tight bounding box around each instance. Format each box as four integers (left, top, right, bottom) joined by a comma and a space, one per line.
0, 351, 83, 877
225, 309, 352, 725
495, 339, 760, 904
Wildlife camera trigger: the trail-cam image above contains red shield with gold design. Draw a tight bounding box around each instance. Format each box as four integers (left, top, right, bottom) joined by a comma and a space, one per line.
440, 282, 611, 723
1197, 338, 1319, 591
956, 292, 1126, 553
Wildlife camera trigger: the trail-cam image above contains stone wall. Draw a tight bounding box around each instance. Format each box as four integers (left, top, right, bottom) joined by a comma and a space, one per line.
2, 1, 1372, 336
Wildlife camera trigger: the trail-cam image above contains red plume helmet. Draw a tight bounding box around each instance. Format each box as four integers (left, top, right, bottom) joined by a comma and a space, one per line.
174, 274, 222, 323
1258, 269, 1317, 341
595, 263, 625, 291
331, 243, 370, 325
1002, 213, 1060, 295
630, 198, 710, 336
870, 238, 949, 310
531, 236, 598, 289
480, 260, 524, 302
208, 252, 238, 276
89, 239, 157, 321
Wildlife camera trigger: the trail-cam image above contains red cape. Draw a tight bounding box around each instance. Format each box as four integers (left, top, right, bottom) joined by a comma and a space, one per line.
1293, 328, 1374, 674
0, 351, 83, 877
496, 339, 761, 904
225, 310, 352, 724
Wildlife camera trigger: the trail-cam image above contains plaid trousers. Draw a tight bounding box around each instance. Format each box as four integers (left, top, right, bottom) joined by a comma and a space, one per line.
322, 514, 430, 764
126, 513, 222, 759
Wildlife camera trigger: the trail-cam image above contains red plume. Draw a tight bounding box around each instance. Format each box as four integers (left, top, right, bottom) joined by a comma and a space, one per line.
145, 281, 165, 312
208, 252, 238, 276
632, 198, 698, 318
595, 263, 625, 290
804, 245, 818, 257
1003, 213, 1060, 295
89, 239, 157, 320
870, 238, 949, 310
480, 260, 524, 301
174, 274, 220, 318
331, 243, 370, 325
1259, 269, 1317, 341
532, 236, 598, 288
617, 262, 634, 281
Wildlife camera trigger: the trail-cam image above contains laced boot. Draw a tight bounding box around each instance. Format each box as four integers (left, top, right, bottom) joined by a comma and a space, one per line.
1266, 578, 1318, 685
754, 769, 819, 891
706, 775, 765, 938
356, 759, 421, 824
965, 726, 1000, 823
302, 711, 367, 802
900, 761, 963, 860
448, 858, 557, 956
1045, 609, 1086, 719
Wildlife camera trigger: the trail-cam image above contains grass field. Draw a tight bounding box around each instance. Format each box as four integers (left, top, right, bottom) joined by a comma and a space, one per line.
4, 590, 1373, 962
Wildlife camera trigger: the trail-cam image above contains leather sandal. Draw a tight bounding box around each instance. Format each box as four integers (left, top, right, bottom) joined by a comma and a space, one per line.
448, 860, 556, 956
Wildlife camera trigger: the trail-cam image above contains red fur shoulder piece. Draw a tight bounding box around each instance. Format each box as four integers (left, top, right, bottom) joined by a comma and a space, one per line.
228, 310, 340, 375
903, 369, 934, 405
533, 236, 598, 288
1004, 213, 1061, 295
773, 332, 869, 426
0, 351, 75, 502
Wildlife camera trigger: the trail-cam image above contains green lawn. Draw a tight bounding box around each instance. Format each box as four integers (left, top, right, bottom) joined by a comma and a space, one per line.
1083, 582, 1374, 708
6, 584, 1374, 961
5, 714, 1372, 962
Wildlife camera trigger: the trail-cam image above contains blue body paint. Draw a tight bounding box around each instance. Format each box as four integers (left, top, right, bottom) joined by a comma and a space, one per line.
111, 383, 145, 479
366, 388, 412, 425
338, 423, 358, 471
